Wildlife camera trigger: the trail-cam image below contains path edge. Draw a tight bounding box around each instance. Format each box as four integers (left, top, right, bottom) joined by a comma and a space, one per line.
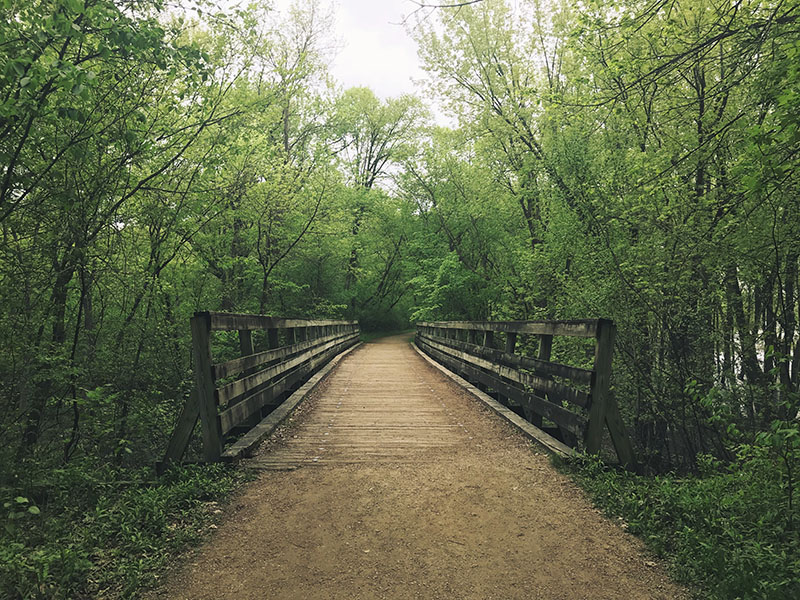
222, 342, 363, 462
411, 341, 577, 459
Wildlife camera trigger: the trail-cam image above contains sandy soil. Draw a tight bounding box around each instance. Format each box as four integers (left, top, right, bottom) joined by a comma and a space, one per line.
147, 335, 686, 600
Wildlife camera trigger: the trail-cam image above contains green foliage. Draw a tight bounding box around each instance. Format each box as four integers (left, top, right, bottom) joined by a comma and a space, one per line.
0, 461, 243, 599
359, 329, 414, 343
561, 449, 800, 599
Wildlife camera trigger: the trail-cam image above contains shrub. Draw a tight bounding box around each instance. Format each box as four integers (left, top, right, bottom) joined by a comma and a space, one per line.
561, 445, 800, 599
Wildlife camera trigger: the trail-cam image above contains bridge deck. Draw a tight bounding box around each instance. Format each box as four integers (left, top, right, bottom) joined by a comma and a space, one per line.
250, 335, 466, 468
152, 335, 684, 600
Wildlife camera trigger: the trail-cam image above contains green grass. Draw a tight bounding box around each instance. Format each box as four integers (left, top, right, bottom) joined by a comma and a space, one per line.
1, 460, 250, 599
557, 454, 800, 599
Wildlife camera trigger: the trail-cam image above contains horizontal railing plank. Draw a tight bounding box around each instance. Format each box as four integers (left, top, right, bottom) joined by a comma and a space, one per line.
214, 331, 348, 379
221, 341, 362, 462
219, 337, 358, 434
413, 343, 576, 458
419, 335, 590, 409
216, 333, 359, 407
420, 332, 592, 385
220, 365, 305, 434
418, 340, 586, 435
202, 311, 357, 331
418, 319, 600, 338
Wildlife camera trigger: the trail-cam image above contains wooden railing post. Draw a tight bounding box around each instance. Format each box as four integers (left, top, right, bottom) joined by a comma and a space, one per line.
585, 320, 615, 455
239, 329, 254, 356
239, 329, 255, 377
483, 330, 494, 348
191, 312, 223, 462
505, 332, 517, 354
267, 327, 279, 349
162, 313, 360, 469
538, 334, 552, 362
529, 334, 553, 428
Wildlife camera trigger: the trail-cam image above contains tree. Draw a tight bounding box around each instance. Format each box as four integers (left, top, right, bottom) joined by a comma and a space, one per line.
330, 87, 427, 314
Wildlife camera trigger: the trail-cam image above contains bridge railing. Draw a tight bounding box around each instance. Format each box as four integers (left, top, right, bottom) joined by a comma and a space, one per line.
160, 312, 359, 469
415, 319, 635, 467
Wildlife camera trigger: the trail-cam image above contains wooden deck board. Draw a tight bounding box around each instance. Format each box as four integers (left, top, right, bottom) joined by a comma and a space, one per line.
247, 337, 469, 470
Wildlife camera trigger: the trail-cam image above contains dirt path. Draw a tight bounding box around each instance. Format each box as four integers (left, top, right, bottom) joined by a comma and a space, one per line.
151, 335, 685, 600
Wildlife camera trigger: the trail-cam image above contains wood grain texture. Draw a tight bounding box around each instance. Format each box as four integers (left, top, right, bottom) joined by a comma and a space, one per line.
202, 312, 357, 332
249, 337, 466, 469
222, 340, 362, 462
418, 319, 599, 338
216, 334, 359, 407
419, 335, 590, 408
191, 313, 223, 462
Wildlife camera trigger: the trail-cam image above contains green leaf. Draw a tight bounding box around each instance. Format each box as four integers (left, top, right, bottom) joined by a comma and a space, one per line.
14, 496, 28, 504
28, 506, 40, 515
65, 0, 84, 13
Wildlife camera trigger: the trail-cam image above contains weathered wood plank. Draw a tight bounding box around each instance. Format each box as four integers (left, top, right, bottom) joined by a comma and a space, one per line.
220, 359, 311, 434
505, 331, 517, 354
585, 319, 615, 454
419, 332, 592, 385
216, 333, 359, 407
413, 342, 576, 458
158, 389, 200, 474
533, 333, 552, 429
483, 330, 495, 348
419, 335, 590, 408
267, 327, 279, 349
221, 341, 362, 462
419, 341, 586, 436
214, 331, 347, 379
219, 335, 360, 433
604, 394, 637, 468
418, 319, 598, 338
238, 330, 256, 378
538, 334, 553, 362
203, 311, 357, 331
191, 313, 223, 462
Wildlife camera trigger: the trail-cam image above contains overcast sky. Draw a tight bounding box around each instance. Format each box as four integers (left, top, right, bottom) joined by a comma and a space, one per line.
270, 0, 428, 99
330, 1, 427, 99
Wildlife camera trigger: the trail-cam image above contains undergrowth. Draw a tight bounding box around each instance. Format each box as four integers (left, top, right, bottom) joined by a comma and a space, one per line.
0, 460, 247, 599
558, 451, 800, 599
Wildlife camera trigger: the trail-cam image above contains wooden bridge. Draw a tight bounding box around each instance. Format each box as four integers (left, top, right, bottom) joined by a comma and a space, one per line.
154, 313, 684, 599
162, 312, 634, 470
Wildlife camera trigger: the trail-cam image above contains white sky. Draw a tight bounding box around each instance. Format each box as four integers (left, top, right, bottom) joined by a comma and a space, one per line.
329, 1, 425, 100
213, 0, 452, 124
270, 0, 428, 100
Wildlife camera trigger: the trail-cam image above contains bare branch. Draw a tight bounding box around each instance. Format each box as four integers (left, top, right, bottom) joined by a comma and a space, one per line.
410, 0, 483, 7
399, 0, 484, 27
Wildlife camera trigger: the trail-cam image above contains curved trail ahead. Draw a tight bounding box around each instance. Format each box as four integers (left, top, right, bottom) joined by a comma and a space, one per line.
153, 335, 685, 600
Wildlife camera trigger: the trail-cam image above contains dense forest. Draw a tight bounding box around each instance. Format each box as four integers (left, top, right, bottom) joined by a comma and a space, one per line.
1, 0, 799, 597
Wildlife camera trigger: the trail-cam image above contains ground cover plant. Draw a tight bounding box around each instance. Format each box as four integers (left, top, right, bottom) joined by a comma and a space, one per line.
1, 462, 244, 599
561, 427, 800, 599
